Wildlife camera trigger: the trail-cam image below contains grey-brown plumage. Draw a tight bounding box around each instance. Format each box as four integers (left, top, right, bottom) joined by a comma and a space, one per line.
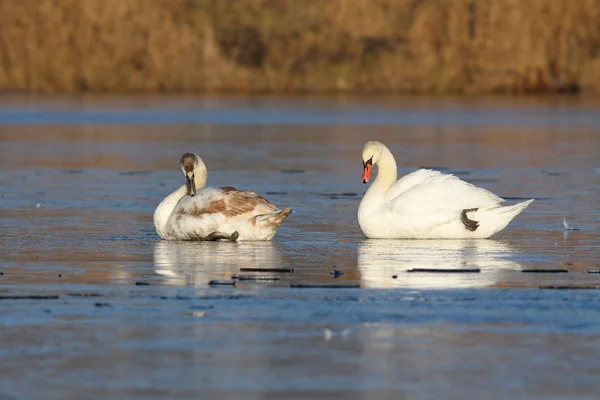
155, 152, 292, 241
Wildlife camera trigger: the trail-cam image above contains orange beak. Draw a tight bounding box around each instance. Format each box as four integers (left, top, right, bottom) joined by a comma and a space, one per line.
362, 164, 372, 183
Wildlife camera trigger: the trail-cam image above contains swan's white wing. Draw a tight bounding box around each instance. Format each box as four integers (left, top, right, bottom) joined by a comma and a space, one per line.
388, 171, 504, 217
384, 169, 446, 202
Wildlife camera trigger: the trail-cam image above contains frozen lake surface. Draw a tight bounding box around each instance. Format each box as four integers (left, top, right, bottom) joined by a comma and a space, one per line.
1, 95, 599, 399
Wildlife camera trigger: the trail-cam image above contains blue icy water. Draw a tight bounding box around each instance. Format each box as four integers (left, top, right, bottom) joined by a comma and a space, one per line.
1, 94, 599, 399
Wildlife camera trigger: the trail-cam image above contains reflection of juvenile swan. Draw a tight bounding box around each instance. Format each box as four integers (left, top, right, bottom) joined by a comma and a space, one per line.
153, 241, 282, 286
358, 240, 522, 289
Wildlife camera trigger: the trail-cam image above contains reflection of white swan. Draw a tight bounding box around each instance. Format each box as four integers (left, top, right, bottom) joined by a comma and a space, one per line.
153, 241, 282, 286
358, 240, 522, 289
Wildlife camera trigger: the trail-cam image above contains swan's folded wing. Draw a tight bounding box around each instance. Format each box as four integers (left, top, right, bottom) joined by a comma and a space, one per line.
217, 186, 278, 216
384, 169, 446, 202
174, 186, 277, 220
388, 172, 504, 217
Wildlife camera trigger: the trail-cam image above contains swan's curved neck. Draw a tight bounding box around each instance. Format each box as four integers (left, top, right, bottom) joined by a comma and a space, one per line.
153, 167, 208, 239
153, 185, 187, 239
367, 145, 398, 197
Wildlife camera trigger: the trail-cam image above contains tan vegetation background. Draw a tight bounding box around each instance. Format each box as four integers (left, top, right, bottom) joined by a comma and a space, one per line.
1, 0, 600, 94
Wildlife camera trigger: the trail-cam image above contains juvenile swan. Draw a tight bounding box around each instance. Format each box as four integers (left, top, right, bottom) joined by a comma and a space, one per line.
154, 153, 292, 241
358, 141, 534, 239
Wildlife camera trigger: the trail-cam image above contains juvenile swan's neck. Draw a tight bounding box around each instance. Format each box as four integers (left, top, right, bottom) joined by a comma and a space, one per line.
366, 145, 398, 199
153, 185, 187, 239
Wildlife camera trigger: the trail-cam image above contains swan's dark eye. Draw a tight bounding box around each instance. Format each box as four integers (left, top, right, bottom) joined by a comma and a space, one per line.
363, 157, 373, 168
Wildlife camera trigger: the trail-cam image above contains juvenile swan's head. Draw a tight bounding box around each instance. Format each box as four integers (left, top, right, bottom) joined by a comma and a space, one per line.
180, 153, 207, 196
361, 141, 384, 183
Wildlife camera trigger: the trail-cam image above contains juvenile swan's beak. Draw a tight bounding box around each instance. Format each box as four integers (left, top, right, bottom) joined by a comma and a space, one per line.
362, 158, 373, 184
186, 174, 196, 196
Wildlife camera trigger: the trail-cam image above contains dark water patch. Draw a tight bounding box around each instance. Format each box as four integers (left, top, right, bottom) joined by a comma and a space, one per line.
107, 235, 137, 241
232, 274, 280, 281
61, 169, 83, 174
542, 170, 567, 176
312, 192, 359, 197
195, 294, 256, 301
94, 302, 112, 308
588, 270, 600, 274
522, 269, 569, 273
240, 267, 295, 273
329, 196, 361, 200
190, 304, 215, 310
407, 268, 481, 273
544, 172, 566, 176
144, 293, 255, 301
119, 171, 152, 175
208, 280, 236, 286
0, 295, 59, 300
280, 169, 305, 174
67, 292, 104, 297
134, 281, 151, 286
265, 191, 288, 195
158, 295, 193, 301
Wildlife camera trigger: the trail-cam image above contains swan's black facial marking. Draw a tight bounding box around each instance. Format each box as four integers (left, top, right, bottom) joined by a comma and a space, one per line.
361, 156, 374, 184
461, 208, 479, 231
180, 153, 197, 174
185, 174, 196, 196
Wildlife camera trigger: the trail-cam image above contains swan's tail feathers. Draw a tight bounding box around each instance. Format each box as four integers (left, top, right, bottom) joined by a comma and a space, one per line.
256, 208, 293, 229
498, 198, 534, 217
475, 198, 533, 238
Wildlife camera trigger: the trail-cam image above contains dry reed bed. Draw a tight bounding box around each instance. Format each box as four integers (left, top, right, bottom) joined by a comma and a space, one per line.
0, 0, 599, 94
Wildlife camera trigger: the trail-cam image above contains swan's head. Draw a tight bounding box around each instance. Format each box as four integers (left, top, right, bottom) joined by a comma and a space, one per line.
361, 141, 384, 183
180, 152, 207, 196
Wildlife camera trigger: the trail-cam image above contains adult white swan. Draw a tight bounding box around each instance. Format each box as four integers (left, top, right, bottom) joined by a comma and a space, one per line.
154, 153, 292, 241
358, 141, 533, 239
